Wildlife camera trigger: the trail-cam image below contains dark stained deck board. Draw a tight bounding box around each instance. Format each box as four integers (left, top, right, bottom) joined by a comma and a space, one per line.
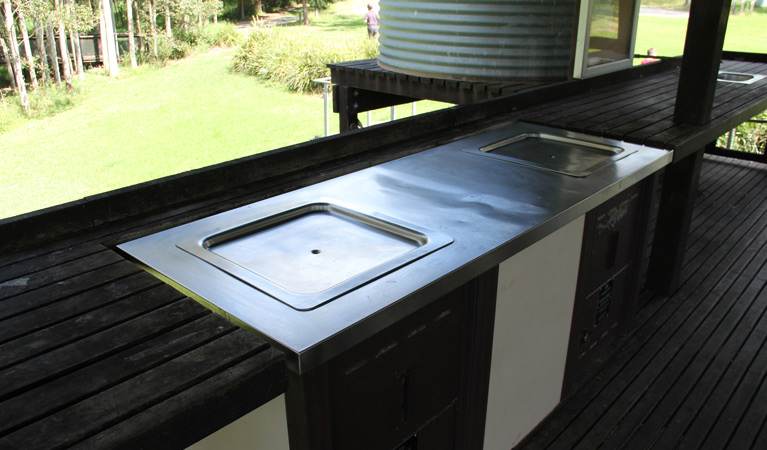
0, 249, 127, 301
520, 154, 760, 446
0, 259, 142, 320
517, 155, 767, 450
0, 313, 231, 435
0, 281, 180, 367
650, 63, 767, 150
71, 345, 287, 450
642, 63, 767, 146
328, 58, 767, 160
2, 329, 269, 449
686, 158, 764, 253
580, 217, 767, 449
0, 241, 106, 283
3, 56, 767, 450
563, 77, 681, 134
1, 238, 285, 449
328, 58, 549, 104
514, 60, 767, 159
522, 71, 680, 127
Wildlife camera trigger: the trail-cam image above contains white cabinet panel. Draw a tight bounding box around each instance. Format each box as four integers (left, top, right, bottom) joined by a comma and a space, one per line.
484, 216, 584, 450
186, 395, 289, 450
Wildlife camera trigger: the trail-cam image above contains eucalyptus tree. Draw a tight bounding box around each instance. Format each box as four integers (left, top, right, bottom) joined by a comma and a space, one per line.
126, 0, 136, 67
53, 0, 73, 90
0, 24, 18, 91
34, 23, 48, 82
22, 0, 54, 83
15, 0, 38, 90
2, 0, 30, 111
98, 0, 118, 76
162, 0, 170, 36
147, 0, 157, 56
64, 0, 96, 79
172, 0, 220, 30
46, 21, 61, 85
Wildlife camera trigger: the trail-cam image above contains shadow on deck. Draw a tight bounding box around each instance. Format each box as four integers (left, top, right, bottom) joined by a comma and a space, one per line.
519, 154, 767, 449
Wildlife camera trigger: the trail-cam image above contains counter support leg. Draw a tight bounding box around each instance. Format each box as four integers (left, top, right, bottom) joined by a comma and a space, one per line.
646, 147, 706, 296
285, 366, 332, 450
333, 86, 361, 133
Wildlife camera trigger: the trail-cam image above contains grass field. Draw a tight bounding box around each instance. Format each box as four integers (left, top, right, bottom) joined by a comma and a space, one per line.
2, 1, 766, 219
636, 8, 767, 57
0, 1, 449, 220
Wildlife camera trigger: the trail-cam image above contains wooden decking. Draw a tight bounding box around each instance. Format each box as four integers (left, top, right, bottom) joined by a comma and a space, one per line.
3, 154, 766, 449
519, 154, 767, 450
3, 52, 767, 448
328, 58, 551, 105
0, 234, 287, 449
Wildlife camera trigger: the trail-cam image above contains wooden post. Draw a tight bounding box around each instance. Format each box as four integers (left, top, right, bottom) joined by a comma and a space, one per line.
334, 86, 362, 133
673, 0, 732, 125
646, 147, 705, 296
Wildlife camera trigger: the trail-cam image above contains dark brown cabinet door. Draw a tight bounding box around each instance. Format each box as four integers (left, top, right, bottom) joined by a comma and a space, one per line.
286, 269, 498, 450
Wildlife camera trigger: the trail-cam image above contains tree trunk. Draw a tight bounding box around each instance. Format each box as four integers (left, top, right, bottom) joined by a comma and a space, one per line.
98, 2, 110, 70
302, 0, 308, 25
149, 0, 157, 57
101, 0, 119, 76
55, 0, 73, 91
134, 0, 142, 36
73, 30, 84, 79
68, 30, 77, 75
239, 0, 243, 20
0, 34, 18, 91
164, 5, 171, 37
126, 0, 137, 68
2, 0, 30, 111
64, 0, 84, 78
46, 26, 61, 87
17, 8, 38, 91
34, 22, 50, 83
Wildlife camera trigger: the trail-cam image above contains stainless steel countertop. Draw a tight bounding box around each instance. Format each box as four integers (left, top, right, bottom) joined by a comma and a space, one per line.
118, 122, 671, 374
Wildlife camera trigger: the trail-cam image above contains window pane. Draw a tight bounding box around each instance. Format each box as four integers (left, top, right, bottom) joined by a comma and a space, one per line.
588, 0, 638, 68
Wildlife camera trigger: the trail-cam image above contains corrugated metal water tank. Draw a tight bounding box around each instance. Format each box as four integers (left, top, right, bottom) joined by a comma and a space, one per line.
377, 0, 578, 81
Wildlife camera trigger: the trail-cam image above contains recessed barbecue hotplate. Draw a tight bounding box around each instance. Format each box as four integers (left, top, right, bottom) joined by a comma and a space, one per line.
176, 202, 453, 311
463, 131, 635, 178
717, 71, 766, 85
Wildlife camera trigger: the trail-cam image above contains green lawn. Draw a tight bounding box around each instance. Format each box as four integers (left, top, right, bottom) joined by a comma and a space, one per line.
636, 8, 767, 57
3, 2, 766, 219
1, 50, 319, 218
0, 19, 449, 219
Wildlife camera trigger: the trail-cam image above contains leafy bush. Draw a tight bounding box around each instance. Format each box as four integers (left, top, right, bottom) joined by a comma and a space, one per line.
200, 22, 242, 46
717, 110, 767, 154
155, 36, 196, 61
0, 82, 79, 134
176, 27, 204, 47
28, 83, 78, 117
232, 25, 378, 92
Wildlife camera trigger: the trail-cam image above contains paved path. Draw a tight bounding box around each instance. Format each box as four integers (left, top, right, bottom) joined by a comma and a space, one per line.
640, 6, 690, 18
235, 13, 298, 30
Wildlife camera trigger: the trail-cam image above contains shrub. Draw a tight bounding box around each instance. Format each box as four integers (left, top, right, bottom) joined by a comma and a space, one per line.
232, 25, 378, 93
176, 27, 204, 47
155, 36, 195, 61
0, 82, 79, 134
27, 83, 78, 117
717, 110, 767, 154
200, 22, 242, 47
